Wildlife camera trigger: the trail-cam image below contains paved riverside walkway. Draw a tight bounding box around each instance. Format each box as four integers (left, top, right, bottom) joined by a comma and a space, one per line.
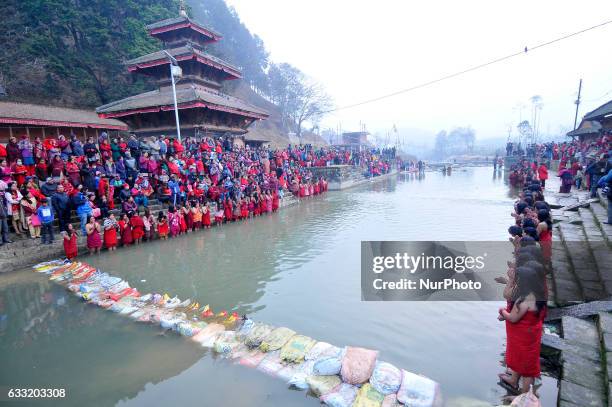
542, 189, 611, 407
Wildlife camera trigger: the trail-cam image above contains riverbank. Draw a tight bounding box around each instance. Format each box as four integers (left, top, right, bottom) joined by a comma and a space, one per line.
541, 188, 612, 407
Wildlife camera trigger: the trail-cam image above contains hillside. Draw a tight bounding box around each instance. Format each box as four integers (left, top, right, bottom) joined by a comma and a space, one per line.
0, 0, 325, 147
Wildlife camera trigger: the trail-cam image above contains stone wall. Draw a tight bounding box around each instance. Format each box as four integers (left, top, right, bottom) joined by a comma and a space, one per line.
309, 165, 397, 190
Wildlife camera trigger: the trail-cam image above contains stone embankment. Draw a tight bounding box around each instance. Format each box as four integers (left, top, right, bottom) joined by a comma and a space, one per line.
308, 165, 397, 190
542, 190, 611, 407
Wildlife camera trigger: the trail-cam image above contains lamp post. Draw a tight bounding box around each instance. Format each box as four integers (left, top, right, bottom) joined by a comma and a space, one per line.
163, 50, 183, 143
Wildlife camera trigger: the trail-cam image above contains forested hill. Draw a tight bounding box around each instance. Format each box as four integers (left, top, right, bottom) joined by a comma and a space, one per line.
0, 0, 270, 107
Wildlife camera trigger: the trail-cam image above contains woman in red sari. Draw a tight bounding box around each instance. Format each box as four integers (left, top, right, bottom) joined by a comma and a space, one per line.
103, 214, 119, 251
498, 266, 546, 394
240, 198, 249, 219
224, 198, 234, 222
202, 202, 211, 228
130, 212, 145, 244
63, 224, 78, 259
119, 214, 133, 246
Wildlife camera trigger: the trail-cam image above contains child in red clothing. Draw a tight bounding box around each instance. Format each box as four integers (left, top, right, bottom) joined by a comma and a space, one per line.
62, 224, 78, 259
157, 212, 169, 239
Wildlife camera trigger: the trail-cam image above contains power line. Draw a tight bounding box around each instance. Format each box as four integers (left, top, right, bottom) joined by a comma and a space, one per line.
326, 18, 612, 113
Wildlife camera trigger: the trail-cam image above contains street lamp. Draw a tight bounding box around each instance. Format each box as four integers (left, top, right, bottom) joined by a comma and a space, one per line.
163, 50, 183, 143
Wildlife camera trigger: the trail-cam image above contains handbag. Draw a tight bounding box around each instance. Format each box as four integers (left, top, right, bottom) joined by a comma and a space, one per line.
30, 214, 41, 227
92, 208, 101, 218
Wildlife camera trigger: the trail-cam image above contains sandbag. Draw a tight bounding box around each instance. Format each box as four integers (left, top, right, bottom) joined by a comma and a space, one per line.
214, 331, 240, 356
287, 360, 316, 390
260, 327, 296, 352
340, 346, 378, 385
244, 323, 273, 348
396, 370, 439, 407
176, 321, 207, 337
257, 350, 285, 376
226, 342, 249, 360
381, 394, 402, 407
510, 387, 542, 407
306, 375, 342, 397
276, 363, 301, 382
370, 362, 402, 395
306, 342, 341, 361
313, 356, 343, 376
280, 334, 316, 363
236, 318, 255, 340
192, 323, 225, 348
353, 383, 384, 407
238, 349, 267, 368
320, 383, 358, 407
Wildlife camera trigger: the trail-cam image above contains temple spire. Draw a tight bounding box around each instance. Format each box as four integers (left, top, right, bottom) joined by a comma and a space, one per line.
179, 0, 188, 18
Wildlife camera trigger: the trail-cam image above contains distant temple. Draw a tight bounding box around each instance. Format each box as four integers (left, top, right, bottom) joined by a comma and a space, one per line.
96, 1, 268, 139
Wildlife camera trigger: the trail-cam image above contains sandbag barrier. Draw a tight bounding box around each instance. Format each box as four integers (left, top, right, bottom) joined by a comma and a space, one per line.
33, 260, 441, 407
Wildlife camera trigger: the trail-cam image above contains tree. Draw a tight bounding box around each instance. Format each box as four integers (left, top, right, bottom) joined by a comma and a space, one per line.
434, 130, 447, 158
517, 120, 532, 146
268, 63, 333, 142
288, 80, 333, 143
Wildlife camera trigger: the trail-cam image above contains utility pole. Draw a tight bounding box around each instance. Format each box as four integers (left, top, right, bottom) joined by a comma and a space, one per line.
573, 78, 583, 130
163, 50, 182, 143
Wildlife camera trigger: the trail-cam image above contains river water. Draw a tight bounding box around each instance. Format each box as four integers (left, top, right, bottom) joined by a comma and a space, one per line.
0, 167, 557, 406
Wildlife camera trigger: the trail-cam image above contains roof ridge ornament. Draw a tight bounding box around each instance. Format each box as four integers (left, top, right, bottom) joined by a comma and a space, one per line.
179, 0, 188, 18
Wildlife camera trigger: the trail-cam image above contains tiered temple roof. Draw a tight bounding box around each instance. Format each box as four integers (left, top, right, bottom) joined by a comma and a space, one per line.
96, 3, 267, 137
97, 84, 268, 120
126, 44, 241, 80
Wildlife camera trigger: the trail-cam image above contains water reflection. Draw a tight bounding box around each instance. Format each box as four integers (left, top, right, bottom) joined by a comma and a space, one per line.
0, 167, 557, 406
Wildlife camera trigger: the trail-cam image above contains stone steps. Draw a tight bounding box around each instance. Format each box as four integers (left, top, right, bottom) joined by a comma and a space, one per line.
556, 223, 608, 301
557, 316, 607, 407
590, 202, 612, 247
551, 228, 584, 306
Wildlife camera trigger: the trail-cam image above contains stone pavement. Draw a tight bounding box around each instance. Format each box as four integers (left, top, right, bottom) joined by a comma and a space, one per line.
545, 189, 612, 406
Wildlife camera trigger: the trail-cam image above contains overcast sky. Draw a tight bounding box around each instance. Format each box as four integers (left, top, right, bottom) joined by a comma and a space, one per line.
225, 0, 612, 142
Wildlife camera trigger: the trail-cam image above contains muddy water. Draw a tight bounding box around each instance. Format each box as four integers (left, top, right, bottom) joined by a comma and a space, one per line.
0, 167, 556, 406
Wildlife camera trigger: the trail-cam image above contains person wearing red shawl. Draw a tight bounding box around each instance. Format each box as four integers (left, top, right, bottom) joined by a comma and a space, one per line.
167, 160, 180, 176
11, 159, 27, 186
173, 139, 184, 158
223, 198, 233, 222
50, 156, 64, 178
62, 224, 79, 260
130, 212, 145, 244
118, 214, 133, 246
117, 137, 127, 156
272, 190, 280, 212
98, 175, 114, 210
6, 137, 21, 165
65, 157, 81, 186
99, 139, 112, 161
0, 143, 6, 161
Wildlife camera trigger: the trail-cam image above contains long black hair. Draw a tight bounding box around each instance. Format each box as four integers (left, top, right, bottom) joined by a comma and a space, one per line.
538, 209, 552, 230
513, 266, 546, 312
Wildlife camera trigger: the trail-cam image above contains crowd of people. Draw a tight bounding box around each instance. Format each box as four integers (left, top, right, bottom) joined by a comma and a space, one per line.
497, 159, 552, 398
0, 133, 395, 250
507, 134, 612, 224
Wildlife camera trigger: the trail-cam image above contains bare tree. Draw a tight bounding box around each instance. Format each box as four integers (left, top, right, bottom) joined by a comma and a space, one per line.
268, 62, 333, 143
288, 80, 333, 143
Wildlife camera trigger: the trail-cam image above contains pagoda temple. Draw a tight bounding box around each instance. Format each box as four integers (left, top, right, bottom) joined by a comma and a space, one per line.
96, 2, 268, 139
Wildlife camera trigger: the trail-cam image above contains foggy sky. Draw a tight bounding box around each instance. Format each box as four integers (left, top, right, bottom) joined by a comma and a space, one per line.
225, 0, 612, 142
